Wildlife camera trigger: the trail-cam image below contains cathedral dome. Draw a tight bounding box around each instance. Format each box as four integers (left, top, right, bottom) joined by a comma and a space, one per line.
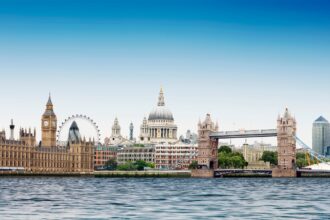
148, 106, 174, 121
148, 88, 174, 121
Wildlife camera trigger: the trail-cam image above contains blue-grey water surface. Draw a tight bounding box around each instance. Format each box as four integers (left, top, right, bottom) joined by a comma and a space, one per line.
0, 177, 330, 219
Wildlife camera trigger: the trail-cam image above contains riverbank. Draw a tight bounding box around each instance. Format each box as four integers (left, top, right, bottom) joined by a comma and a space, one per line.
2, 169, 330, 178
0, 171, 94, 177
94, 170, 191, 178
0, 170, 192, 177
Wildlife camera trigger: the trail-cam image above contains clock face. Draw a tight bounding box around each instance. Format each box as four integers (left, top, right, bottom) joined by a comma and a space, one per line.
44, 121, 49, 127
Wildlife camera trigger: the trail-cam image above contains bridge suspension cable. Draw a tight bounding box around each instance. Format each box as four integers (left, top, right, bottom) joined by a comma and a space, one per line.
295, 136, 327, 162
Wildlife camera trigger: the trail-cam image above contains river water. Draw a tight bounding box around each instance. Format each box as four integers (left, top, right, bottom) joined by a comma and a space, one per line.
0, 177, 329, 219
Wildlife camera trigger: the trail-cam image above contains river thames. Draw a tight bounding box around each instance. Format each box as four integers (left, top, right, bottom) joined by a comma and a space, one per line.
0, 177, 329, 219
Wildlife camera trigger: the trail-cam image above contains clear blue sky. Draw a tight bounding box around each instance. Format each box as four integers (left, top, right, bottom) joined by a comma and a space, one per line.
0, 0, 330, 146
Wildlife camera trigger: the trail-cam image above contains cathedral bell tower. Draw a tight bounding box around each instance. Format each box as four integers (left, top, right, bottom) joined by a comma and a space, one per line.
41, 94, 57, 147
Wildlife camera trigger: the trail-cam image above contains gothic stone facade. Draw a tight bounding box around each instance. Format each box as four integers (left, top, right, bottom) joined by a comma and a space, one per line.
272, 108, 297, 177
0, 96, 94, 173
192, 114, 218, 178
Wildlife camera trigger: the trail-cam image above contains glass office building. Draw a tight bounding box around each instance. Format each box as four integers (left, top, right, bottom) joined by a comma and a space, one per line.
312, 116, 330, 155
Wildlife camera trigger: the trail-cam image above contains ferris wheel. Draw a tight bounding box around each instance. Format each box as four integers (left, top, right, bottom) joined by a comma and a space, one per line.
57, 114, 101, 146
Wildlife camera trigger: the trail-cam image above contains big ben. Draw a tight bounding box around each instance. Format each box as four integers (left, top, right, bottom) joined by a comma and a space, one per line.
41, 94, 57, 147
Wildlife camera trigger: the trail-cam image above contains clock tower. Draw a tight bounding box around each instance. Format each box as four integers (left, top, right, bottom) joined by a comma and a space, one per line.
41, 94, 57, 147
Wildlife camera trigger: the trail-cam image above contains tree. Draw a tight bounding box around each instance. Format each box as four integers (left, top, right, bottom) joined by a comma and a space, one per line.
218, 153, 230, 168
105, 158, 117, 170
296, 158, 308, 169
232, 155, 247, 169
218, 145, 232, 154
135, 160, 155, 170
296, 152, 318, 168
117, 161, 136, 171
261, 151, 278, 165
296, 152, 306, 160
116, 160, 155, 171
218, 150, 248, 169
188, 161, 198, 170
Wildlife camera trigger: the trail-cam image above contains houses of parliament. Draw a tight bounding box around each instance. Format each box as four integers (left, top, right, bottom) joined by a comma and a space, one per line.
0, 95, 94, 173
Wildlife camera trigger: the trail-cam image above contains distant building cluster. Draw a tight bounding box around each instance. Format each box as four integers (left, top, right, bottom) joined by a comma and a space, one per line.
0, 96, 94, 173
241, 142, 277, 169
3, 87, 312, 174
94, 88, 199, 170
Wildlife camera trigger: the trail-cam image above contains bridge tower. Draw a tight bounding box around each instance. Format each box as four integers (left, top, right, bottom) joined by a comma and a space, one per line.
272, 108, 297, 177
191, 114, 218, 178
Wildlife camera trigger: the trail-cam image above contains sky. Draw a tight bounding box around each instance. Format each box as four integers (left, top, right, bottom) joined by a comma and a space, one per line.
0, 0, 330, 146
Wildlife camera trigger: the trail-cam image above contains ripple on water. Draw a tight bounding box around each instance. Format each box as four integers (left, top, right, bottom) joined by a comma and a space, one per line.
0, 177, 330, 219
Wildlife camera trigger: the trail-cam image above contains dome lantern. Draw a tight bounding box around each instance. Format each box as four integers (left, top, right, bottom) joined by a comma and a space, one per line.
148, 87, 174, 121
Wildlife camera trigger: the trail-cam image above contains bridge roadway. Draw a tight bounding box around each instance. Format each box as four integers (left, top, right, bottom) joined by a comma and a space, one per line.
210, 129, 278, 139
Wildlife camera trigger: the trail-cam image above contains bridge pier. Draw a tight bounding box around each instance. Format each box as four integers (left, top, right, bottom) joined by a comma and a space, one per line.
272, 108, 297, 178
192, 114, 218, 178
272, 168, 296, 178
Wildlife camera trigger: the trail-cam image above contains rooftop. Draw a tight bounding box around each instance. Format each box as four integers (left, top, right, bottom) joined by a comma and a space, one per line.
314, 116, 329, 123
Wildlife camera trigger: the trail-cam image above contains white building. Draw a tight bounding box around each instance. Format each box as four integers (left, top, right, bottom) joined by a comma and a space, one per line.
116, 147, 155, 165
154, 143, 198, 170
139, 88, 178, 144
104, 118, 133, 146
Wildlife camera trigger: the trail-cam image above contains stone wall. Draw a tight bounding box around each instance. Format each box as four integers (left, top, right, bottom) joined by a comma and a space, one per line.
272, 167, 297, 177
191, 169, 214, 178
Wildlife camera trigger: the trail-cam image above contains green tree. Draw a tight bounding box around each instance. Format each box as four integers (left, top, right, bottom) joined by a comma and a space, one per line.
117, 161, 136, 171
296, 152, 306, 160
188, 161, 198, 170
295, 152, 318, 168
218, 153, 230, 168
261, 151, 278, 165
135, 160, 155, 170
105, 158, 117, 170
296, 158, 308, 168
218, 145, 232, 154
231, 155, 247, 169
116, 160, 155, 171
218, 150, 248, 169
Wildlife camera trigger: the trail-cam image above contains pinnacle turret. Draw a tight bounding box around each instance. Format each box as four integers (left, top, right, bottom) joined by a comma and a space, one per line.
47, 93, 53, 106
9, 119, 15, 140
158, 87, 165, 106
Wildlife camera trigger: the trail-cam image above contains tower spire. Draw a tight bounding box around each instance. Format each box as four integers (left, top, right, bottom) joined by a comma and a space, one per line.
47, 92, 53, 106
158, 87, 165, 106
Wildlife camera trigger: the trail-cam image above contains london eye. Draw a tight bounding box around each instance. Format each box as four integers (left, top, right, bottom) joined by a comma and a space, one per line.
57, 114, 101, 147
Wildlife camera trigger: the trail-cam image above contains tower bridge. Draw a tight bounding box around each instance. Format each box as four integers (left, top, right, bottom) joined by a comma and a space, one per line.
192, 108, 298, 178
210, 129, 278, 139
